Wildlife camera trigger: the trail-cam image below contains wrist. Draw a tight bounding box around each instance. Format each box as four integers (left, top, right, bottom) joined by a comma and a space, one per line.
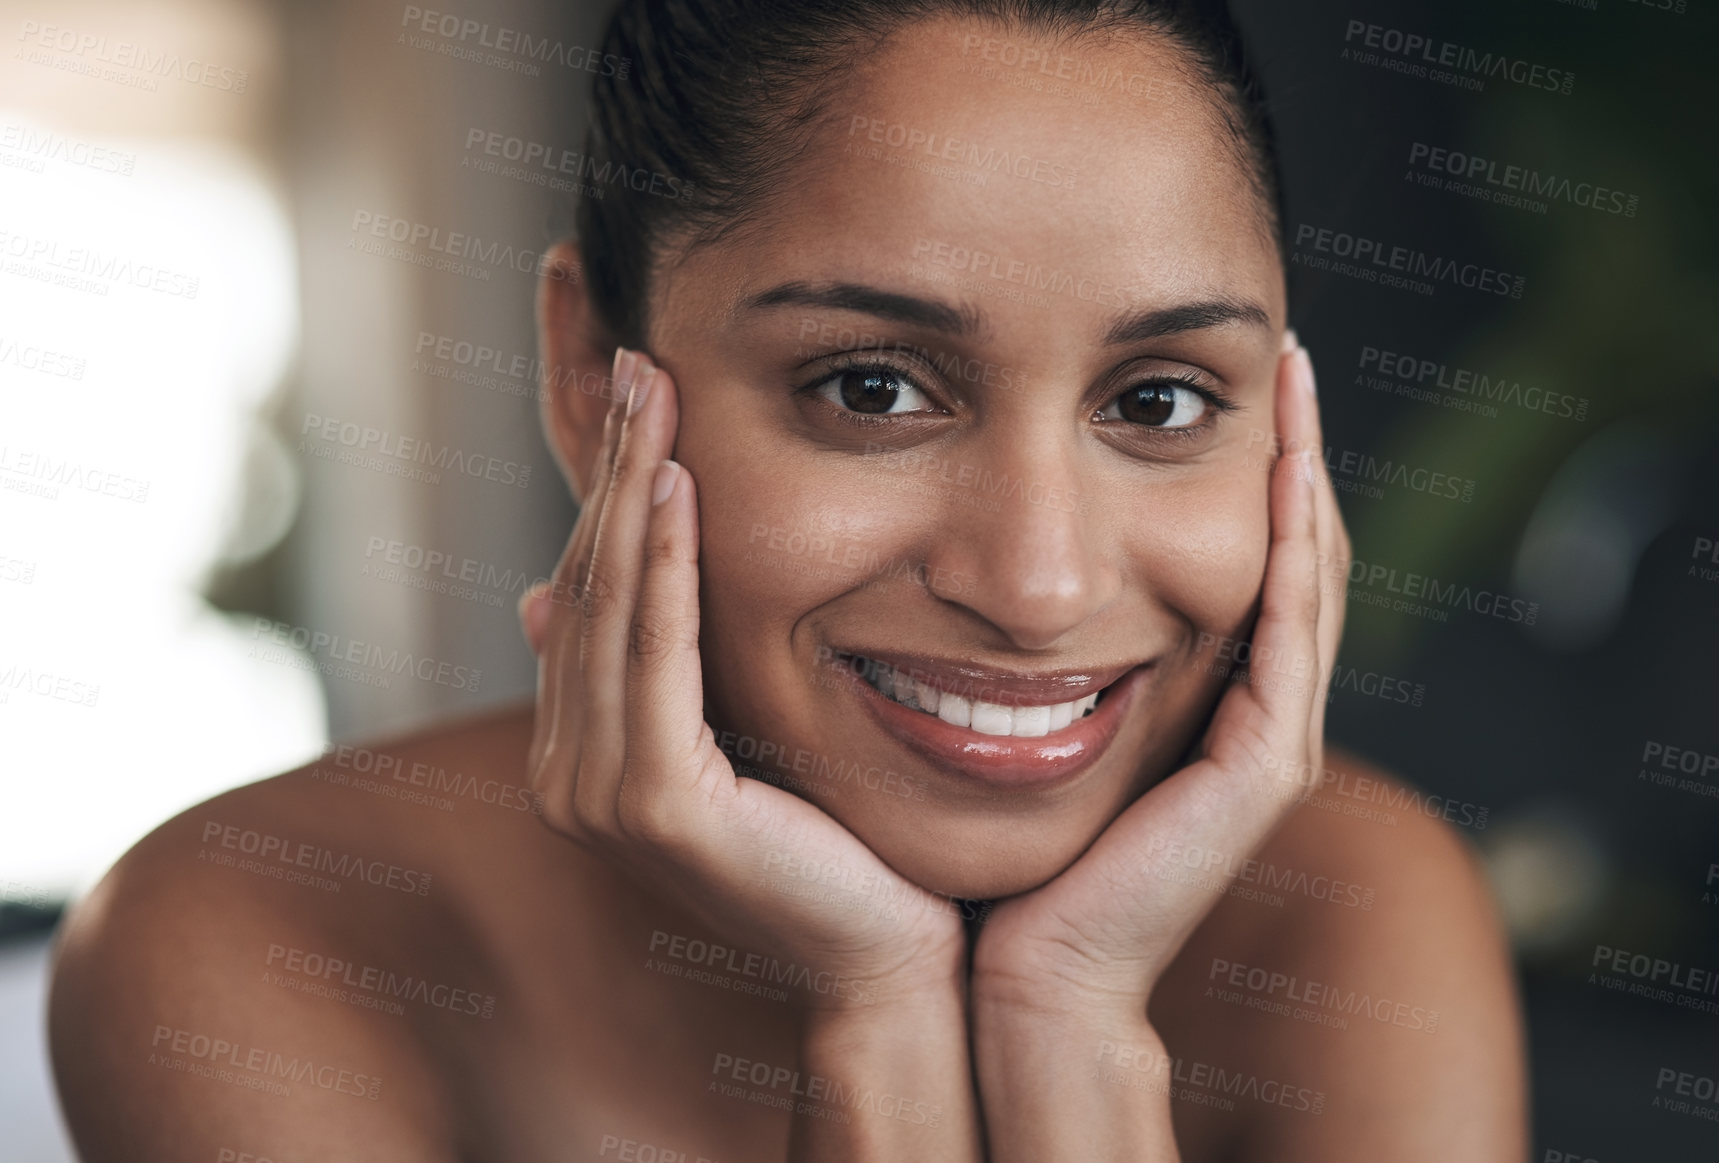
974, 984, 1153, 1054
971, 961, 1148, 1030
970, 909, 1161, 1027
973, 1004, 1179, 1163
802, 958, 967, 1034
794, 972, 975, 1149
814, 934, 968, 1015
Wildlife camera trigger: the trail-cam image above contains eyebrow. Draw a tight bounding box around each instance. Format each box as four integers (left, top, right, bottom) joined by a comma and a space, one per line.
1102, 297, 1273, 345
742, 281, 983, 336
741, 280, 1271, 345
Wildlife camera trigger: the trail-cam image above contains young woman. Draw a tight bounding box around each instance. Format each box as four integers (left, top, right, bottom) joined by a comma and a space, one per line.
48, 1, 1527, 1159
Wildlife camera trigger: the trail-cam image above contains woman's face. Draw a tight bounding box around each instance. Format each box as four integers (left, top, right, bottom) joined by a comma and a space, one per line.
645, 17, 1287, 900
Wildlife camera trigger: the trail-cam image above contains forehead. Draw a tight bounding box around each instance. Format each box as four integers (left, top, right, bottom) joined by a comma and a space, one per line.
660, 15, 1283, 341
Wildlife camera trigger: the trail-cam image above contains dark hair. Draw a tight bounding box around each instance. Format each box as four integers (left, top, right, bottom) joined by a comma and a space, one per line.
575, 0, 1283, 349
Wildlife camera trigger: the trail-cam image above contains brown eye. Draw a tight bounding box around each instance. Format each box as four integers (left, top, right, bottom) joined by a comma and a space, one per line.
812, 366, 935, 415
1100, 383, 1209, 428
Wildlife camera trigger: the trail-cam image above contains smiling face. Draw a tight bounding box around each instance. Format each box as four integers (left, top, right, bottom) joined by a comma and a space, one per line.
614, 17, 1287, 899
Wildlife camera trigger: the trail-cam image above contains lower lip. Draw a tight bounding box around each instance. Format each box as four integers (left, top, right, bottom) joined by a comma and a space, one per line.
838, 661, 1150, 788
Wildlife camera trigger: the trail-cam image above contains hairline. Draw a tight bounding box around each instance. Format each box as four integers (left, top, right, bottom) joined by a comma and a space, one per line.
632, 10, 1284, 349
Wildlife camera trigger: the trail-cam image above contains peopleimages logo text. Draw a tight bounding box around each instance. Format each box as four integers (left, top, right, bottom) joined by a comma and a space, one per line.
398, 7, 628, 76
15, 20, 251, 92
1342, 20, 1574, 95
1294, 224, 1523, 298
1358, 347, 1589, 421
1407, 143, 1638, 217
299, 412, 532, 489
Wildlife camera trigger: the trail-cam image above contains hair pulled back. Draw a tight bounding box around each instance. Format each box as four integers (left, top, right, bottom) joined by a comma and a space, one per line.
575, 0, 1282, 348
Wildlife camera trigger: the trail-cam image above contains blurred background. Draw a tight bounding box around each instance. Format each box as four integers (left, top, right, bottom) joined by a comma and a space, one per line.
0, 0, 1713, 1158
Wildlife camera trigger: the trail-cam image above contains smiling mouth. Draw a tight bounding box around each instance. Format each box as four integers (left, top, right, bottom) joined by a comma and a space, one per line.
831, 650, 1116, 739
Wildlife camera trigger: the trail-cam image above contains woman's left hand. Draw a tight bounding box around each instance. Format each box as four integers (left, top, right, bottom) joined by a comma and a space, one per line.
972, 335, 1349, 1027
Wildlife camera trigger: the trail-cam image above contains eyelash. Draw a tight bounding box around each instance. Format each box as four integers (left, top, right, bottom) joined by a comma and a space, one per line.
792, 358, 944, 429
793, 356, 1238, 436
1096, 369, 1239, 443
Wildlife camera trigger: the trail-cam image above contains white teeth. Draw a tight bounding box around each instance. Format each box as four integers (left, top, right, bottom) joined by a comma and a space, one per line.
849, 654, 1108, 738
1012, 704, 1051, 738
969, 701, 1013, 736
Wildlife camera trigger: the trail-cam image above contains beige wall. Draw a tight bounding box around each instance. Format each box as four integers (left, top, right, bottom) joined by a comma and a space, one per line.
277, 0, 595, 738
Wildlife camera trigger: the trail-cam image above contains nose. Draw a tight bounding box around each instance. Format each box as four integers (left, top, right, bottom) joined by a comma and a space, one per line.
921, 433, 1121, 651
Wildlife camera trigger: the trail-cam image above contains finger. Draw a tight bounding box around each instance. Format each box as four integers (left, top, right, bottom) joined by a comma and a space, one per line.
1074, 354, 1322, 961
1291, 347, 1345, 649
1187, 347, 1322, 781
1229, 339, 1322, 758
528, 347, 639, 813
615, 452, 723, 839
564, 346, 636, 622
1060, 344, 1334, 969
570, 352, 679, 828
1288, 346, 1349, 763
519, 340, 632, 660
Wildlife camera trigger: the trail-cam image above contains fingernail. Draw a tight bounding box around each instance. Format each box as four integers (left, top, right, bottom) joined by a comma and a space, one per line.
1282, 328, 1299, 353
1295, 346, 1316, 397
613, 347, 638, 410
651, 458, 681, 506
628, 362, 657, 416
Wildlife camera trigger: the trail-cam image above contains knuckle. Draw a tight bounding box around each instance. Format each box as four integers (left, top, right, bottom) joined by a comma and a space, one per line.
576, 567, 618, 621
1300, 588, 1322, 623
532, 767, 583, 838
566, 807, 608, 848
628, 616, 687, 660
538, 795, 579, 838
640, 533, 683, 574
615, 780, 679, 846
567, 782, 621, 846
532, 762, 598, 845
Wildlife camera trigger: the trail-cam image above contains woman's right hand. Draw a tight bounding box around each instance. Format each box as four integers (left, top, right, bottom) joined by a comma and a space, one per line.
521, 347, 967, 1009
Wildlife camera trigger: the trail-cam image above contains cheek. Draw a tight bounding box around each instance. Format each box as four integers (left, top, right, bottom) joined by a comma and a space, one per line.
696, 452, 828, 626
1130, 466, 1270, 644
675, 411, 911, 709
676, 421, 797, 664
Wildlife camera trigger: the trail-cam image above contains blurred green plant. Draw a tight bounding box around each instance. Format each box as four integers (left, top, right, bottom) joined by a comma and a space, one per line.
1343, 7, 1718, 665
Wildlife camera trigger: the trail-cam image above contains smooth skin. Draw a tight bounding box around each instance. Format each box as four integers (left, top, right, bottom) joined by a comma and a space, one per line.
520, 334, 1342, 1161
49, 15, 1528, 1162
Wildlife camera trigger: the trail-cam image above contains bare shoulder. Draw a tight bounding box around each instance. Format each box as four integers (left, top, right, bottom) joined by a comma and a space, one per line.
1260, 745, 1508, 955
47, 702, 549, 1162
1157, 746, 1528, 1162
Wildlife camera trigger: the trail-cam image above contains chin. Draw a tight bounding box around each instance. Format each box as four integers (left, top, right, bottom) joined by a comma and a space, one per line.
861, 820, 1093, 903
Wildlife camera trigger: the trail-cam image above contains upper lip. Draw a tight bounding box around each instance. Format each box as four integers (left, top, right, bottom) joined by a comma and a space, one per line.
829, 648, 1144, 708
